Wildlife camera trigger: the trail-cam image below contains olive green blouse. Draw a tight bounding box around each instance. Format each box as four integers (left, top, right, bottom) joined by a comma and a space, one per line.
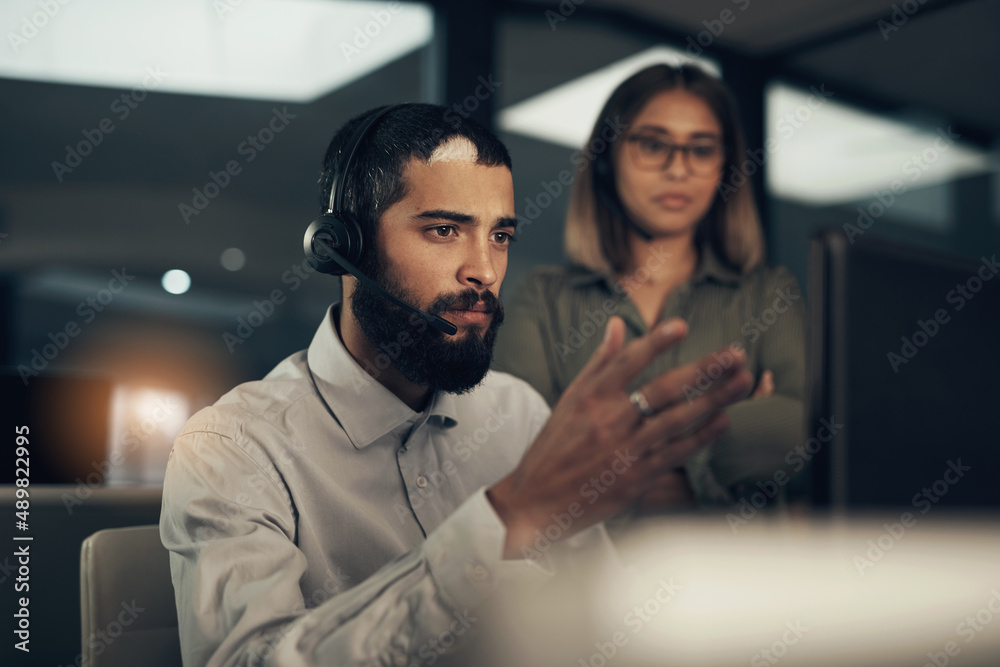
492, 245, 807, 505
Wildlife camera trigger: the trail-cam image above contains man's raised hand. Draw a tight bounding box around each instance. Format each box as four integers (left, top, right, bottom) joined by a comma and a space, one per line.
488, 316, 753, 557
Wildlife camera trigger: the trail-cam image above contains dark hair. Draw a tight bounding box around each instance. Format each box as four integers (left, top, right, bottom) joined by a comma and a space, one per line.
567, 63, 763, 274
318, 103, 512, 270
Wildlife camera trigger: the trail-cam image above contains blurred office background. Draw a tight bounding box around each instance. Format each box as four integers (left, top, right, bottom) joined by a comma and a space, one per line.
0, 1, 997, 664
1, 0, 998, 485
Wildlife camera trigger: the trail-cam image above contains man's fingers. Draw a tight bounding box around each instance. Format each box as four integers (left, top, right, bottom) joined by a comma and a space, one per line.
639, 411, 732, 479
589, 318, 688, 392
635, 368, 751, 447
568, 316, 627, 386
637, 345, 747, 411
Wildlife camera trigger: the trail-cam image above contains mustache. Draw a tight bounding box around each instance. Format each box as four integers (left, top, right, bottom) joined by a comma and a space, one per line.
428, 288, 501, 315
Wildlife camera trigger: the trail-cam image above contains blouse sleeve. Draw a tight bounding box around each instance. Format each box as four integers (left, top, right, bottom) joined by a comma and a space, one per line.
492, 271, 562, 407
707, 266, 807, 492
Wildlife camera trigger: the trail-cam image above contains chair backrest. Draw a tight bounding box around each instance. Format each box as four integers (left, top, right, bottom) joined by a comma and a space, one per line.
80, 525, 182, 667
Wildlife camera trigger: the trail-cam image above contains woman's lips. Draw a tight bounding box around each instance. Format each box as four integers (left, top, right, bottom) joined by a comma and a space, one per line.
655, 194, 692, 210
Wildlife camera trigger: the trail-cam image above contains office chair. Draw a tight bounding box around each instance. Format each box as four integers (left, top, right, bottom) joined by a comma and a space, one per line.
80, 525, 182, 667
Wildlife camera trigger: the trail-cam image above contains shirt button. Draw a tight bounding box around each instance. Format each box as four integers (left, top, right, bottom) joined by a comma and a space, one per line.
466, 559, 492, 584
416, 475, 428, 488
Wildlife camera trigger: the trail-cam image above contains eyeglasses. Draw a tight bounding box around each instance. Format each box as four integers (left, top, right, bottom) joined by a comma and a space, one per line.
624, 134, 724, 176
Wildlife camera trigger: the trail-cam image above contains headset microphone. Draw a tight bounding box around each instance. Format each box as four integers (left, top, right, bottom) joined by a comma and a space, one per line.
303, 105, 458, 336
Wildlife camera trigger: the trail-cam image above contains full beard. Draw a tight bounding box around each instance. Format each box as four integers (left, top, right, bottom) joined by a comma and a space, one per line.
349, 258, 504, 395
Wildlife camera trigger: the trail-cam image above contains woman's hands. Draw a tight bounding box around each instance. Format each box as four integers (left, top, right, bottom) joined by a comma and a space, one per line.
751, 370, 774, 399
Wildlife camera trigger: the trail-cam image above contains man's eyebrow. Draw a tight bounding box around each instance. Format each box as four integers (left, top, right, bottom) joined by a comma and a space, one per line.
414, 209, 475, 223
414, 210, 518, 230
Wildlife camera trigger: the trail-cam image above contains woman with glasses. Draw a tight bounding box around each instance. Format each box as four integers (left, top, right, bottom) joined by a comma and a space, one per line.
493, 63, 806, 513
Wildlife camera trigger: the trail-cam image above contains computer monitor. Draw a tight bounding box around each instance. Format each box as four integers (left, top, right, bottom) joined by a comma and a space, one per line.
807, 228, 1000, 510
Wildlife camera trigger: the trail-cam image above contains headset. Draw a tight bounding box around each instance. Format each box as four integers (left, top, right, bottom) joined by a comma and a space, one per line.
303, 105, 458, 336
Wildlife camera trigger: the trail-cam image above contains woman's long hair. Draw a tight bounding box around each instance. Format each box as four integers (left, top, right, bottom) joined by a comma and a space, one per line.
565, 63, 764, 275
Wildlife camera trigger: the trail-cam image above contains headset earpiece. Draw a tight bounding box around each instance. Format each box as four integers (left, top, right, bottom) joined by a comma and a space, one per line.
303, 214, 363, 276
304, 105, 396, 276
302, 104, 458, 335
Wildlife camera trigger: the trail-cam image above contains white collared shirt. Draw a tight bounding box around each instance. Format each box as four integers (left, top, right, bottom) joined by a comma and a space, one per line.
160, 304, 584, 666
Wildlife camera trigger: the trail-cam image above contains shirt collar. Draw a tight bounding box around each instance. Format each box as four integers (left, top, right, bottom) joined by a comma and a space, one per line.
306, 304, 459, 449
696, 242, 743, 286
566, 241, 743, 290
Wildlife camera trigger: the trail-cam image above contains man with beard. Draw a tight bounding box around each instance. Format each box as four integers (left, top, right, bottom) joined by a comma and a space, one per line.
349, 246, 506, 398
161, 104, 751, 667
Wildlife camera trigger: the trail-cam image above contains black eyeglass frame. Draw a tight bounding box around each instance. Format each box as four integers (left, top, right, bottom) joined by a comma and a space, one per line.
623, 133, 726, 176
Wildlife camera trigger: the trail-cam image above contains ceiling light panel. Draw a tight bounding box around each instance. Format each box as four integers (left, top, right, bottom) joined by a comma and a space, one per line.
0, 0, 433, 102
